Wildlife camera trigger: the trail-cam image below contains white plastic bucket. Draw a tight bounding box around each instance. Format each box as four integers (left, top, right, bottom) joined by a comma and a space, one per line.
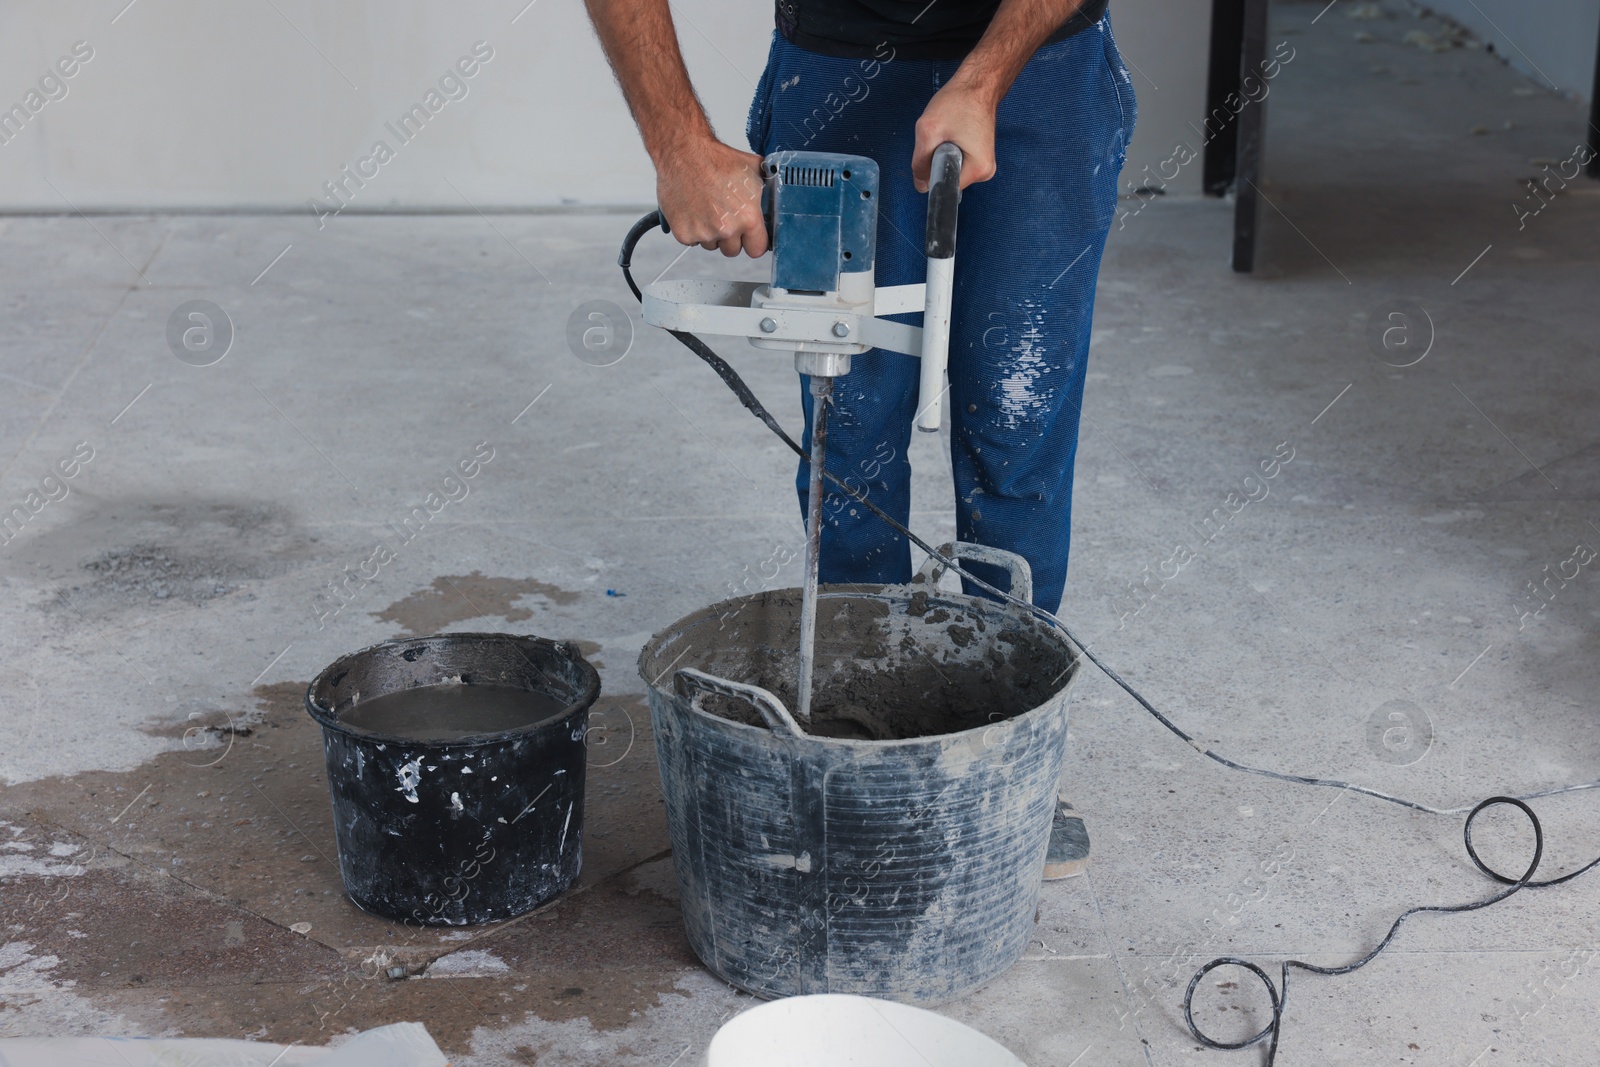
703, 994, 1028, 1067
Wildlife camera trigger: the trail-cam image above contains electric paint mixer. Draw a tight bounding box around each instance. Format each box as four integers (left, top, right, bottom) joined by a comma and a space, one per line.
626, 142, 964, 722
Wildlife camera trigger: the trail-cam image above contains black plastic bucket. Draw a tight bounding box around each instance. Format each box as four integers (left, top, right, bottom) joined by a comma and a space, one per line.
638, 544, 1081, 1003
306, 632, 597, 926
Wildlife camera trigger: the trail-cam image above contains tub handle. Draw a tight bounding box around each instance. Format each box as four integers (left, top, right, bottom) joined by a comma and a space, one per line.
914, 541, 1034, 603
674, 668, 806, 738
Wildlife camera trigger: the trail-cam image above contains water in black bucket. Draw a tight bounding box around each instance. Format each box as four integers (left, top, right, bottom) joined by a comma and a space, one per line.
339, 684, 566, 741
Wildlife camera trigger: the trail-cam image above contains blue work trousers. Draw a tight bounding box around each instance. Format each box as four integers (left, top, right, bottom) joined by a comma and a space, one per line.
745, 16, 1136, 612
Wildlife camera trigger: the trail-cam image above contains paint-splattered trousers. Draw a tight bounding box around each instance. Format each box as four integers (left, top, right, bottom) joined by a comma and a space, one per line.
745, 15, 1136, 612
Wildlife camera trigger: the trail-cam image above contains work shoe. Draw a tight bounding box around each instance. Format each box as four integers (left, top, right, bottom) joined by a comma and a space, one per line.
1042, 800, 1089, 880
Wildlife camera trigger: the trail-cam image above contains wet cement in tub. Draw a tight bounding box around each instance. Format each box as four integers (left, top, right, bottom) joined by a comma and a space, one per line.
677, 588, 1070, 742
338, 683, 566, 741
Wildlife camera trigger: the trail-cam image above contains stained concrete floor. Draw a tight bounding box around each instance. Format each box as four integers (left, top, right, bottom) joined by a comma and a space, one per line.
3, 2, 1598, 1064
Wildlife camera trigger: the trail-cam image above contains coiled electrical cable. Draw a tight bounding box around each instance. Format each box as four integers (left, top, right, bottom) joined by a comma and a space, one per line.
1185, 796, 1598, 1064
618, 214, 1600, 1062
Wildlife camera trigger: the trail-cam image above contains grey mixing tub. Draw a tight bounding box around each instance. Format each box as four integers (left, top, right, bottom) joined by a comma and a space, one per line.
638, 545, 1082, 1003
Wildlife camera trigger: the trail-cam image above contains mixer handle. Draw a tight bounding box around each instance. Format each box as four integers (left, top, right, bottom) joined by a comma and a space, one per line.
924, 141, 963, 258
914, 541, 1034, 604
916, 142, 962, 433
675, 667, 807, 736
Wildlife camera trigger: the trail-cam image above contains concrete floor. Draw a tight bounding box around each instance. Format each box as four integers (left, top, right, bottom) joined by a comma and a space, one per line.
3, 2, 1598, 1064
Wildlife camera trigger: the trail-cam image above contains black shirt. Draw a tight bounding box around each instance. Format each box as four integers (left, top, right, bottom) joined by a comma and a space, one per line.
776, 0, 1109, 60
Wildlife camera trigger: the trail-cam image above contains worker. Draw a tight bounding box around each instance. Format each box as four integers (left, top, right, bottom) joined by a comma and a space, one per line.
586, 0, 1135, 879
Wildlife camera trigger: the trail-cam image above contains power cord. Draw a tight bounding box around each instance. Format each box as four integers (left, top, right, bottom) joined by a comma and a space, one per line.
618, 214, 1600, 1062
1185, 795, 1597, 1063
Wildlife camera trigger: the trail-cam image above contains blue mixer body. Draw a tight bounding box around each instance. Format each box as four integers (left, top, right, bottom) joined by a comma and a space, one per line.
765, 151, 879, 293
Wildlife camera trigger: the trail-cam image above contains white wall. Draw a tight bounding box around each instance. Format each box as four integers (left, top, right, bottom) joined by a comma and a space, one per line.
1110, 0, 1214, 198
1426, 0, 1598, 100
0, 0, 1208, 211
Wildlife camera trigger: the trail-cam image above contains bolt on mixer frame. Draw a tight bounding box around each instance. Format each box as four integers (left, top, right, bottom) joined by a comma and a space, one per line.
641, 143, 964, 722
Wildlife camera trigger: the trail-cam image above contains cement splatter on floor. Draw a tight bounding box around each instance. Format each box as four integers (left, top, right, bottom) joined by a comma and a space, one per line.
373, 573, 581, 636
11, 500, 318, 614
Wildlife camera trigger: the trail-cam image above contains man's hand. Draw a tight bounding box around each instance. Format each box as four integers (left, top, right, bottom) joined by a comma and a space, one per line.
912, 81, 998, 193
657, 138, 769, 258
911, 0, 1085, 192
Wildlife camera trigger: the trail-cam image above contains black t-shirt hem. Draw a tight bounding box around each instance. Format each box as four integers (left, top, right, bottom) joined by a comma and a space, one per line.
775, 0, 1109, 61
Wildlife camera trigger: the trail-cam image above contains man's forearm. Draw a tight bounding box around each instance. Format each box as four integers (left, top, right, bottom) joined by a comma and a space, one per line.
585, 0, 713, 165
950, 0, 1087, 107
585, 0, 768, 255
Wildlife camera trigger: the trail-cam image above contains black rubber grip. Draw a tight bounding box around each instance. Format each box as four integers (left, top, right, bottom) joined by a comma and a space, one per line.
925, 142, 962, 259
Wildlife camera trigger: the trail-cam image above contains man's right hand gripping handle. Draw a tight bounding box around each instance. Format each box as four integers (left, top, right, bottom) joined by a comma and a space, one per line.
585, 0, 769, 258
655, 139, 769, 259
